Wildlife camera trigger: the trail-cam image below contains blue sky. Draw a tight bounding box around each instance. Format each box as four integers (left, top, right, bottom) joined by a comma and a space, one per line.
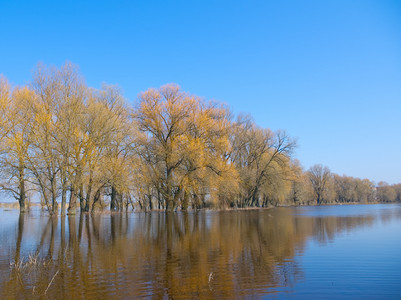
1, 0, 400, 184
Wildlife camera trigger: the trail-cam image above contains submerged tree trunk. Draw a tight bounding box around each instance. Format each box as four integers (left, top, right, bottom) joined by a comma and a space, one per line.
79, 184, 85, 211
251, 185, 260, 207
166, 198, 175, 212
84, 171, 93, 212
157, 189, 164, 210
164, 168, 176, 212
60, 180, 67, 216
84, 188, 92, 212
68, 187, 77, 215
15, 212, 25, 264
18, 160, 26, 213
147, 193, 153, 211
181, 190, 189, 211
91, 187, 102, 212
110, 185, 118, 211
51, 175, 58, 215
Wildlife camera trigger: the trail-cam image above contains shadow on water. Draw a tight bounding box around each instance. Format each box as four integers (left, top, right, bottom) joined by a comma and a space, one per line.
0, 205, 400, 298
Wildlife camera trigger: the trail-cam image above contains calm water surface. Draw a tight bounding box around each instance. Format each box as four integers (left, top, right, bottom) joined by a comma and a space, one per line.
0, 204, 400, 299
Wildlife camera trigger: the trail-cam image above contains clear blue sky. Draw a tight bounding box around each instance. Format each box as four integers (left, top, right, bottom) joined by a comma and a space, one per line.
1, 0, 400, 184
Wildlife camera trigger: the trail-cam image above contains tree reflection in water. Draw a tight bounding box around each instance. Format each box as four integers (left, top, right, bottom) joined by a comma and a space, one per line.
0, 207, 382, 298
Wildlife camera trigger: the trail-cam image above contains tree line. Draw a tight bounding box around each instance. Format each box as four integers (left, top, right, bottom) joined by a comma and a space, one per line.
0, 63, 399, 214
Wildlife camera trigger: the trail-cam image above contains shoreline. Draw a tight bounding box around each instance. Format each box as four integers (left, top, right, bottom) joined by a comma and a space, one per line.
0, 201, 396, 214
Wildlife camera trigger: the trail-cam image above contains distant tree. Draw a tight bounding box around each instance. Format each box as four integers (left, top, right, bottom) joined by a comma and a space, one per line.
376, 182, 397, 203
308, 164, 331, 205
333, 175, 355, 203
392, 183, 401, 202
230, 115, 296, 207
355, 178, 375, 203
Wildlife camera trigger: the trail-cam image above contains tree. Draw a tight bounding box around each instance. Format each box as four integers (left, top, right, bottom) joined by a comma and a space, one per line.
392, 183, 401, 202
376, 182, 397, 203
0, 80, 36, 212
332, 175, 375, 204
49, 63, 87, 215
80, 88, 122, 212
308, 164, 331, 205
97, 84, 135, 211
134, 84, 235, 211
230, 115, 296, 207
134, 84, 197, 211
28, 63, 69, 214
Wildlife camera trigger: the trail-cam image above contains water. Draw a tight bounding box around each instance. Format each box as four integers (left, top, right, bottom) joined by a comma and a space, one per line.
0, 204, 400, 299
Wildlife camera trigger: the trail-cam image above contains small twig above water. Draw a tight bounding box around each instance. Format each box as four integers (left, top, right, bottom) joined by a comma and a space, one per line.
44, 270, 59, 295
208, 271, 214, 291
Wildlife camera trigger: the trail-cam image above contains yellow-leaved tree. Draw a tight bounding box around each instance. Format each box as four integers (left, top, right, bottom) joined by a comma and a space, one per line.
134, 84, 236, 211
230, 115, 296, 207
0, 79, 36, 211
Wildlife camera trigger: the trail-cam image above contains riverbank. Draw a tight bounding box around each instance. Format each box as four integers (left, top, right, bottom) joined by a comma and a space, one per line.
0, 201, 396, 214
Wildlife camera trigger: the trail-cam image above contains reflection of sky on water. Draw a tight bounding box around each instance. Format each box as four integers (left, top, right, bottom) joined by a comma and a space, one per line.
292, 203, 401, 218
0, 208, 20, 224
278, 213, 401, 299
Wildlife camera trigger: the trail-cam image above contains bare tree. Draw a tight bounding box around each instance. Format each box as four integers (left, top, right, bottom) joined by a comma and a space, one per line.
308, 164, 331, 205
230, 115, 296, 207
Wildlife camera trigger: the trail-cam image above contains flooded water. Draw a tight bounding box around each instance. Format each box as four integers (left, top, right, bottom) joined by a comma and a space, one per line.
0, 204, 400, 299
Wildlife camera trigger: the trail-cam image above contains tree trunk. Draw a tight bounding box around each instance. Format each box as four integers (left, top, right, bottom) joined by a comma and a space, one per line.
68, 187, 77, 215
92, 188, 102, 212
166, 197, 175, 212
84, 189, 92, 212
51, 176, 58, 215
79, 184, 85, 211
61, 183, 67, 216
251, 186, 260, 207
128, 194, 135, 211
84, 171, 94, 212
165, 167, 176, 212
157, 189, 164, 210
147, 193, 153, 211
15, 212, 25, 264
181, 190, 189, 211
18, 161, 26, 213
110, 185, 118, 211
